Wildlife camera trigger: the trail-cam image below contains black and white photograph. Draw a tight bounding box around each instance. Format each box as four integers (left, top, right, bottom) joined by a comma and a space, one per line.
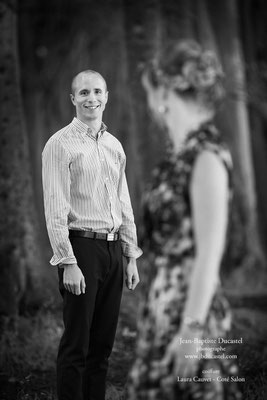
0, 1, 267, 399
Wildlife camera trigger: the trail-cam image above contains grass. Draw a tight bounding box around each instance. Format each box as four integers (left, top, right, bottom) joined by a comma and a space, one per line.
0, 312, 61, 376
231, 308, 267, 400
0, 284, 266, 399
0, 287, 139, 400
0, 311, 60, 399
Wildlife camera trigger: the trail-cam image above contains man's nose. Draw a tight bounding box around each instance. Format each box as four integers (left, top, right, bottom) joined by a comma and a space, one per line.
87, 91, 96, 101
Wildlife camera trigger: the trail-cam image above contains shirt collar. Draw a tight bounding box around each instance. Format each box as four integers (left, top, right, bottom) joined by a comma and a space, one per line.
72, 117, 107, 139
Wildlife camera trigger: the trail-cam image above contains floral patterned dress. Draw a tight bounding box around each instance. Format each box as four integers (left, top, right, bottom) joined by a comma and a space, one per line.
127, 123, 242, 400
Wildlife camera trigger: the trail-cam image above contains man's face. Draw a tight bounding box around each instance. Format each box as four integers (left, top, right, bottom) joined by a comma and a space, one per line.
70, 73, 108, 123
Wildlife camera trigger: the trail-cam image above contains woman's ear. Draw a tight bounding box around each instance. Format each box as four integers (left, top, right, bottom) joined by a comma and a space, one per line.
141, 70, 152, 92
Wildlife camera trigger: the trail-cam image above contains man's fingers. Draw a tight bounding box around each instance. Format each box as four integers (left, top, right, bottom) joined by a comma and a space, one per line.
126, 275, 133, 290
126, 273, 140, 290
131, 275, 140, 290
64, 283, 71, 293
64, 282, 80, 295
125, 260, 139, 291
63, 265, 84, 295
74, 283, 81, 295
63, 276, 85, 295
81, 276, 86, 294
70, 284, 76, 295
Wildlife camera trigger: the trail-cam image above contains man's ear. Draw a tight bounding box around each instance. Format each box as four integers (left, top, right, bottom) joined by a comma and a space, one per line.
105, 91, 109, 104
70, 93, 75, 106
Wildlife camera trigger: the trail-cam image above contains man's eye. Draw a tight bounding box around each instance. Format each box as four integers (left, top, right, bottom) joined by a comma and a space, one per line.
80, 91, 87, 95
95, 89, 102, 94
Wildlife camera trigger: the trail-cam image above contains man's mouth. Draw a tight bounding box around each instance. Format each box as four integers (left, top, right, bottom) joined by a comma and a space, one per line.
84, 104, 100, 110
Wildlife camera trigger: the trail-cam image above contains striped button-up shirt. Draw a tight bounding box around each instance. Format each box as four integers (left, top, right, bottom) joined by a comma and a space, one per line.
42, 117, 142, 266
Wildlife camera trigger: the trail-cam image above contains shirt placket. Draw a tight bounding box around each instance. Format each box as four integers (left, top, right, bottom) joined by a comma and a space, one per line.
97, 139, 117, 232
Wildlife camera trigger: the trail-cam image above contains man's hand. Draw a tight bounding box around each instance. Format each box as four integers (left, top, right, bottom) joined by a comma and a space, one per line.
62, 263, 86, 295
125, 258, 140, 290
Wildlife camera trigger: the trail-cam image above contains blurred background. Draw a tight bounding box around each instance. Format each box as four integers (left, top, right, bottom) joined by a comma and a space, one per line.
0, 0, 267, 398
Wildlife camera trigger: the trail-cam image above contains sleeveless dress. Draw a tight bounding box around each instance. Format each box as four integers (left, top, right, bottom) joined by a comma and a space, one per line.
126, 123, 242, 400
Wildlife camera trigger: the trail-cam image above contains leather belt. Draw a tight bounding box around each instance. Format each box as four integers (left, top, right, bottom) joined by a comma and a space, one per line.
69, 230, 120, 241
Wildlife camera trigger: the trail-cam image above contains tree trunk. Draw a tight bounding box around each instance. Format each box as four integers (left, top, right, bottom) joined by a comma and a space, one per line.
161, 0, 195, 40
0, 0, 46, 319
194, 0, 218, 52
240, 0, 267, 256
207, 0, 265, 267
122, 0, 165, 222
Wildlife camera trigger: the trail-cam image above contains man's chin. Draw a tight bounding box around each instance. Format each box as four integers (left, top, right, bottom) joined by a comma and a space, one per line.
78, 113, 101, 123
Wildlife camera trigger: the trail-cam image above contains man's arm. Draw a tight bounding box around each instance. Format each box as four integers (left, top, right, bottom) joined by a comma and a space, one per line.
42, 139, 85, 295
42, 139, 75, 265
118, 156, 142, 290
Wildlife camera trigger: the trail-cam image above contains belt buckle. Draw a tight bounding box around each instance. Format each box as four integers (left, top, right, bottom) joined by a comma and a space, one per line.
107, 233, 115, 241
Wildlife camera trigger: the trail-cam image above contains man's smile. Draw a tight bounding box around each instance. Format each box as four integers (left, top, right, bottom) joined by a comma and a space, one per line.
83, 104, 100, 110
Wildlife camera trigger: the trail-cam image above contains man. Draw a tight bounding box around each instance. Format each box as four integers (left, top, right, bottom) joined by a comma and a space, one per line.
42, 70, 142, 400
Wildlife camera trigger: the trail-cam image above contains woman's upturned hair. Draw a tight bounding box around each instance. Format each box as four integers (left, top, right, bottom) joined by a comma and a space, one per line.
146, 39, 225, 109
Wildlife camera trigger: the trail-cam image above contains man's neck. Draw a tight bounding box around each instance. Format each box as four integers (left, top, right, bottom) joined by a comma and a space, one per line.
77, 117, 102, 137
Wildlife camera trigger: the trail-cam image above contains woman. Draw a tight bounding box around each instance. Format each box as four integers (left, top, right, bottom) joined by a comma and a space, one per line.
127, 40, 242, 399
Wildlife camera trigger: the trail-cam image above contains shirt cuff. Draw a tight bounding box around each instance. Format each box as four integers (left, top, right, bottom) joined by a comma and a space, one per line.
50, 254, 77, 266
121, 242, 143, 259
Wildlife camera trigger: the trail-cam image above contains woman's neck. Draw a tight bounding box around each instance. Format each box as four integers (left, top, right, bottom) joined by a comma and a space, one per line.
167, 103, 214, 152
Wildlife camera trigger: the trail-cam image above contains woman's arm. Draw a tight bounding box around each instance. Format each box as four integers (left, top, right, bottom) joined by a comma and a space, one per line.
181, 149, 229, 326
158, 149, 229, 377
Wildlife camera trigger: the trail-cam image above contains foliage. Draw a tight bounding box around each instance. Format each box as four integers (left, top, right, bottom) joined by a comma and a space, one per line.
0, 311, 61, 376
0, 289, 267, 399
0, 289, 137, 399
231, 309, 267, 400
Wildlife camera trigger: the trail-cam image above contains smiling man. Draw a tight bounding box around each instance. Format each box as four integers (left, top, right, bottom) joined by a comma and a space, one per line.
42, 70, 142, 400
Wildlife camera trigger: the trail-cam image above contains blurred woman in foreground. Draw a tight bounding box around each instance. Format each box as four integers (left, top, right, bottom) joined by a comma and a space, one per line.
127, 40, 242, 399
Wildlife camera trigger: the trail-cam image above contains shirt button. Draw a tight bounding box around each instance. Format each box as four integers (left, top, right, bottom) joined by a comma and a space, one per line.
106, 177, 109, 181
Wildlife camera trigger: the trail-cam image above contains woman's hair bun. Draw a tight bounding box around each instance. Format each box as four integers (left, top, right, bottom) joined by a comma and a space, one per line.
146, 39, 225, 107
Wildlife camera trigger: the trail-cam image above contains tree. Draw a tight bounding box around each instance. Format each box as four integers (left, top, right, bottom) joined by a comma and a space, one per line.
206, 0, 265, 269
240, 0, 267, 253
0, 0, 49, 322
16, 0, 266, 274
122, 0, 165, 216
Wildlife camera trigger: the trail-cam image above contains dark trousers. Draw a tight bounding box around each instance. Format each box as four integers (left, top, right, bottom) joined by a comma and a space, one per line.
57, 237, 123, 400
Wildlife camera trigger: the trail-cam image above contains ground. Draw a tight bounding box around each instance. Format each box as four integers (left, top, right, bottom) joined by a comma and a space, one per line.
0, 284, 266, 400
0, 287, 139, 400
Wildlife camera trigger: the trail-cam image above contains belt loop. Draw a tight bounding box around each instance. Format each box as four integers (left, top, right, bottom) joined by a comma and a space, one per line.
93, 232, 96, 240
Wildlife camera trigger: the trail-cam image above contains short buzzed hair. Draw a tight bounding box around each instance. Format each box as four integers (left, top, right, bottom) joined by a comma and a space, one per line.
71, 70, 107, 95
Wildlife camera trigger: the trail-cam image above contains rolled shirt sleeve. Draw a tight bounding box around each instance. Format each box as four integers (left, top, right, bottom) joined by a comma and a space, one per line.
42, 139, 77, 266
118, 158, 143, 259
